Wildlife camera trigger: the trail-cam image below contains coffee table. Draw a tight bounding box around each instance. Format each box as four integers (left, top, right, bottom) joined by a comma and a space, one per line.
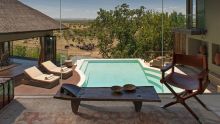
54, 84, 161, 114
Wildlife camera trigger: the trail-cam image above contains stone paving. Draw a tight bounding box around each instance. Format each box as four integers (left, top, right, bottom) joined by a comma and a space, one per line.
0, 95, 220, 124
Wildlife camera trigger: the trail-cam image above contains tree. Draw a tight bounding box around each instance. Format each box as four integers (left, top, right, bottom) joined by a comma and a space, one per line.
92, 4, 186, 59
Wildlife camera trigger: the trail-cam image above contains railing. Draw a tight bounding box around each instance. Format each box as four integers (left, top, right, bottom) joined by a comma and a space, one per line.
11, 45, 69, 62
11, 44, 173, 66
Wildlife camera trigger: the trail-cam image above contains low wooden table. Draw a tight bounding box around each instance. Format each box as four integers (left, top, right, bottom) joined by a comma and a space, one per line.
54, 84, 161, 114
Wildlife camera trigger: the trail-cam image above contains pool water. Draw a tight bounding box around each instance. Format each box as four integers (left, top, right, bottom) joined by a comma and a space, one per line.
78, 59, 181, 93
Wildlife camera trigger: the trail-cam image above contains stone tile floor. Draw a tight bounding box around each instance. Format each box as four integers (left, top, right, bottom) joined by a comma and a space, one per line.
0, 94, 219, 124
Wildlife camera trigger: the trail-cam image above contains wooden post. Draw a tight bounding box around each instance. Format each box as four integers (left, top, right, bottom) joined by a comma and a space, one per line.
186, 0, 193, 29
38, 37, 44, 66
38, 36, 57, 65
217, 85, 220, 93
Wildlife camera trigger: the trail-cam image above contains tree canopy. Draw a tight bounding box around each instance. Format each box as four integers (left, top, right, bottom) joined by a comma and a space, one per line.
92, 4, 185, 59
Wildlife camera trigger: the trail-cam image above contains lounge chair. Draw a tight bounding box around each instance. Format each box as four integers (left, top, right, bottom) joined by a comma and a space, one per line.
160, 53, 210, 123
41, 61, 73, 79
24, 66, 60, 89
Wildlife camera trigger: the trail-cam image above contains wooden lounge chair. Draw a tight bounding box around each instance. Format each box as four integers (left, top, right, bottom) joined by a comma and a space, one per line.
160, 53, 210, 123
41, 61, 73, 79
24, 66, 60, 89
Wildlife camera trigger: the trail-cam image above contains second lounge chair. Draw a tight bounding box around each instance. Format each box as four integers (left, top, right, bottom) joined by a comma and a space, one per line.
41, 61, 73, 79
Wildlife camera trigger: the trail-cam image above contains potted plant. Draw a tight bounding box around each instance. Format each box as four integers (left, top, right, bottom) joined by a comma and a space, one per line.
214, 52, 220, 65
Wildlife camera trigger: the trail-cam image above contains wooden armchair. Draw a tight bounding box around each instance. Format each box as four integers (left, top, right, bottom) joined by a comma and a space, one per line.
160, 53, 210, 123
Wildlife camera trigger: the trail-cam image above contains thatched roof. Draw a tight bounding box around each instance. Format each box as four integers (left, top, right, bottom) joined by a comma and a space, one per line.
0, 0, 66, 34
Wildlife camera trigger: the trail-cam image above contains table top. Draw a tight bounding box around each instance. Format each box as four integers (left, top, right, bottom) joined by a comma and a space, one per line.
55, 85, 161, 102
78, 86, 160, 102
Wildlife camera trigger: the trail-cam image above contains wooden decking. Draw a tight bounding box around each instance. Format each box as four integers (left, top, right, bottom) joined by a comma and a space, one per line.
15, 65, 80, 96
0, 58, 80, 95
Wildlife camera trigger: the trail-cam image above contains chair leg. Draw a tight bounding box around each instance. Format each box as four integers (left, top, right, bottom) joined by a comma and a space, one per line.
162, 83, 180, 108
194, 96, 210, 111
161, 101, 178, 108
181, 102, 199, 121
171, 91, 188, 99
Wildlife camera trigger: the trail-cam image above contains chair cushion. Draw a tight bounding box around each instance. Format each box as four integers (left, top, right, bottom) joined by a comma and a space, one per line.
24, 66, 43, 78
34, 74, 60, 83
164, 72, 200, 90
42, 61, 57, 70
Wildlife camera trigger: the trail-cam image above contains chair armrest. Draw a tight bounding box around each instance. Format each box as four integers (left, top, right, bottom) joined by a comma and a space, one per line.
160, 63, 174, 83
160, 63, 174, 73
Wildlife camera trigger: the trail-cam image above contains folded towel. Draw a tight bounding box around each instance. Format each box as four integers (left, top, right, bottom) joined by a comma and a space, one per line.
61, 67, 69, 72
45, 74, 54, 80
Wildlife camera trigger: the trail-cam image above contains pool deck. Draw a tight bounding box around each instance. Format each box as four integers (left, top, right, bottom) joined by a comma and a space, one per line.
14, 61, 217, 95
0, 58, 217, 95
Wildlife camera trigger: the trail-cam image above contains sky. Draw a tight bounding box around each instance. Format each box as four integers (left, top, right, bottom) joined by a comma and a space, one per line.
19, 0, 186, 19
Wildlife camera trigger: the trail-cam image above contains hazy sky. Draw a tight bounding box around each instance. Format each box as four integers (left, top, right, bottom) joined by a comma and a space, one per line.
19, 0, 186, 19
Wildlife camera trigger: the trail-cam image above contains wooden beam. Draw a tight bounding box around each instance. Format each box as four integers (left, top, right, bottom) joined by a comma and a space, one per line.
0, 31, 53, 42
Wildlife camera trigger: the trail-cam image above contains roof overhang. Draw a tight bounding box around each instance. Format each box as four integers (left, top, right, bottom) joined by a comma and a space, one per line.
0, 30, 54, 42
0, 0, 68, 41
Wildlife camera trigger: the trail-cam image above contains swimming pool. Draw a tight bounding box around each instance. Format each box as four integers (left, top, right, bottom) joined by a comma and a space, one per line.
75, 59, 181, 93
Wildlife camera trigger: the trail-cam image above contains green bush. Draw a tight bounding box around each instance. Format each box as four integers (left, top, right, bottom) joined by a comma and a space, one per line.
13, 45, 26, 57
13, 45, 40, 58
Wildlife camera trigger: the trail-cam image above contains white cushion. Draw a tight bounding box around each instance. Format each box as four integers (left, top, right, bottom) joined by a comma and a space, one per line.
34, 74, 59, 83
24, 66, 43, 78
41, 61, 57, 70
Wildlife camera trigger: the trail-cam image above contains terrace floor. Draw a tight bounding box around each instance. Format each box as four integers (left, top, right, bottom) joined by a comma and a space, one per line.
0, 95, 220, 124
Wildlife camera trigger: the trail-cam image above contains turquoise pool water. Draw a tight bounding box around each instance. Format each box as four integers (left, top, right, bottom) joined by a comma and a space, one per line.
79, 59, 180, 93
